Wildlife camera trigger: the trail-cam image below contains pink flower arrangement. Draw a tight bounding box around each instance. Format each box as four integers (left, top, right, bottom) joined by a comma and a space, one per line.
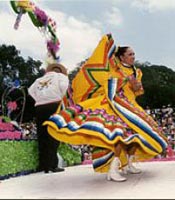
0, 122, 14, 131
47, 39, 60, 55
7, 101, 17, 111
0, 119, 22, 140
34, 7, 48, 26
0, 131, 21, 140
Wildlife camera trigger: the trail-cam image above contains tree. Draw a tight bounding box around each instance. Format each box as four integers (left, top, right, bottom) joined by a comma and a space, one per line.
136, 62, 175, 109
0, 44, 43, 88
0, 44, 43, 122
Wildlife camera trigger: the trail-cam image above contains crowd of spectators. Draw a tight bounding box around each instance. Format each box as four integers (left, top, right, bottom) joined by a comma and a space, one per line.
146, 104, 175, 157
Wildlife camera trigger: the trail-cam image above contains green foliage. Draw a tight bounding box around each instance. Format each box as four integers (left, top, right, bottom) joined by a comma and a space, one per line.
0, 140, 81, 178
0, 115, 11, 122
0, 140, 38, 176
136, 62, 175, 109
58, 143, 81, 166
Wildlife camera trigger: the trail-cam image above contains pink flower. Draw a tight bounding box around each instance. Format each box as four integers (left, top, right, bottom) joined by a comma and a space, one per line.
0, 131, 22, 140
34, 7, 48, 26
0, 122, 14, 131
14, 131, 21, 139
47, 39, 60, 54
7, 101, 17, 111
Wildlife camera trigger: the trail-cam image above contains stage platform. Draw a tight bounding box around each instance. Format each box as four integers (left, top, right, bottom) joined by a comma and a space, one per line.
1, 160, 175, 199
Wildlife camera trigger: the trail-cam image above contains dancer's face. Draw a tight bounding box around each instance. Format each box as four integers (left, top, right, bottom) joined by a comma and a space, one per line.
120, 47, 135, 66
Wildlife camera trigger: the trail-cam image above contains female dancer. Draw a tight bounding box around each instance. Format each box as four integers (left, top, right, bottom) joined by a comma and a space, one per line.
44, 34, 167, 181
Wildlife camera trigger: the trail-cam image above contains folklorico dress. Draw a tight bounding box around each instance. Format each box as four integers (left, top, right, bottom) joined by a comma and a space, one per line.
44, 34, 168, 173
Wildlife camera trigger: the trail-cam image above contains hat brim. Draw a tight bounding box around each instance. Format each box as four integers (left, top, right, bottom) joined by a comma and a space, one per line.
46, 63, 67, 75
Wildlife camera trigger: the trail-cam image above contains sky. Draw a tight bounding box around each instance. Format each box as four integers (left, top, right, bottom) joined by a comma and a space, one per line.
1, 0, 175, 72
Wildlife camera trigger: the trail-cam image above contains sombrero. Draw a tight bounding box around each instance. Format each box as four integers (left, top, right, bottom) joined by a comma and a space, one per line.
46, 63, 68, 75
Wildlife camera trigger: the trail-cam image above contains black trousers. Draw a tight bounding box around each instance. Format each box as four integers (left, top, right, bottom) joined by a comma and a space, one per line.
35, 102, 60, 171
